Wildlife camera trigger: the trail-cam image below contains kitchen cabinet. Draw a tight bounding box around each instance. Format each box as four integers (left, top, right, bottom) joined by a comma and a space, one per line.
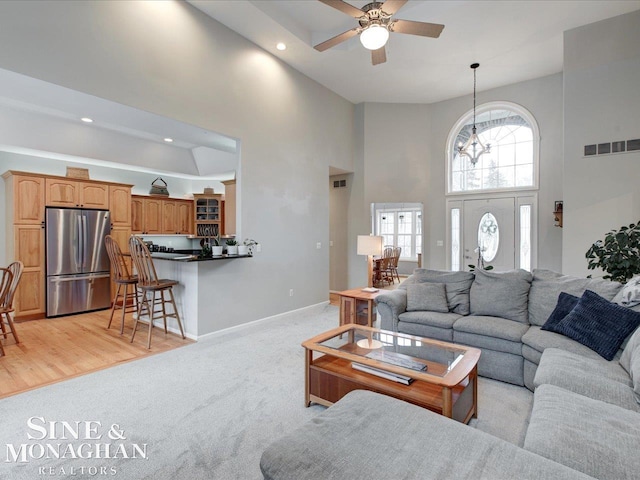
13, 225, 46, 316
45, 178, 109, 208
132, 196, 193, 235
194, 193, 224, 238
7, 174, 45, 224
222, 180, 236, 237
109, 185, 132, 227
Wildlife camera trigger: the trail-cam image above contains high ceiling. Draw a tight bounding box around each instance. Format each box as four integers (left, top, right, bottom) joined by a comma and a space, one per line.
190, 0, 640, 104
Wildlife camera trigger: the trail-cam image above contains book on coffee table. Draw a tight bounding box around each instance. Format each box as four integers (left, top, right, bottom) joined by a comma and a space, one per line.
351, 362, 414, 385
365, 349, 428, 372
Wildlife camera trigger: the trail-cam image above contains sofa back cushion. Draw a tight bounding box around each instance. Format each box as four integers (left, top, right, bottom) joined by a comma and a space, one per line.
406, 283, 449, 313
470, 268, 533, 323
405, 269, 474, 315
528, 269, 623, 327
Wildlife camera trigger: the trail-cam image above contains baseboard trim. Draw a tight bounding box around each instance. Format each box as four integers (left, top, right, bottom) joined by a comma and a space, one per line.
196, 301, 331, 341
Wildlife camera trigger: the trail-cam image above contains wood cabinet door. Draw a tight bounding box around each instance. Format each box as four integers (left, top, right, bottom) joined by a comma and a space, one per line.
46, 178, 79, 207
131, 197, 144, 233
109, 185, 132, 227
13, 225, 45, 316
176, 201, 193, 234
12, 175, 45, 224
144, 198, 162, 234
162, 200, 177, 234
80, 182, 109, 209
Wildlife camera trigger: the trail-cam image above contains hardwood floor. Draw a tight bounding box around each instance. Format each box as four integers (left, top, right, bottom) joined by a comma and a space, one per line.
0, 309, 192, 399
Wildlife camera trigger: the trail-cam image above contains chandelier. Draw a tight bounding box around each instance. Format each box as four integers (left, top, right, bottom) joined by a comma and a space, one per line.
457, 63, 490, 167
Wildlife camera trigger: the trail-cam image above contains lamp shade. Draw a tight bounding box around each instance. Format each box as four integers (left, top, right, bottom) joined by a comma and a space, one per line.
357, 235, 383, 256
359, 24, 389, 51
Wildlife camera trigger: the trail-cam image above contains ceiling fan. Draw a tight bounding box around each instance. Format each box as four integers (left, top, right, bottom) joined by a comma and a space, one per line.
314, 0, 444, 65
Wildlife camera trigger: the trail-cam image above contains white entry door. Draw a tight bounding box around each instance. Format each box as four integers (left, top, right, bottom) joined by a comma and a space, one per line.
463, 198, 515, 272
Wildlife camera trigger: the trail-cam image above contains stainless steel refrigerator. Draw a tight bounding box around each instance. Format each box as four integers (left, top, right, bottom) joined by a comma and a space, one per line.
46, 207, 112, 317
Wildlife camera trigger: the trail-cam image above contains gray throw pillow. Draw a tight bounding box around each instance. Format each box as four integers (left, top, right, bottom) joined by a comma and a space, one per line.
620, 326, 640, 374
470, 268, 533, 323
613, 275, 640, 308
406, 283, 449, 313
407, 269, 474, 315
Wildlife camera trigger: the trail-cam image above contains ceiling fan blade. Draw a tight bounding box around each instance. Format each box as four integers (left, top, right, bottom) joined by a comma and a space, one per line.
371, 46, 387, 65
380, 0, 408, 16
318, 0, 365, 18
314, 28, 359, 52
391, 19, 444, 38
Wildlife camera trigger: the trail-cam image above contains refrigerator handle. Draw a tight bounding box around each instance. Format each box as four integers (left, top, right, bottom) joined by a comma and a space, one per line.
82, 214, 88, 270
76, 215, 83, 270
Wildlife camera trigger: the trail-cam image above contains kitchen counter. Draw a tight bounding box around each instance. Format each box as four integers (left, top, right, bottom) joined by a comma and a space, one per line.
150, 252, 252, 262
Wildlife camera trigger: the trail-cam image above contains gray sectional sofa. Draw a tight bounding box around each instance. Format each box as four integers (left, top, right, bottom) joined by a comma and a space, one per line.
260, 268, 640, 479
375, 268, 624, 390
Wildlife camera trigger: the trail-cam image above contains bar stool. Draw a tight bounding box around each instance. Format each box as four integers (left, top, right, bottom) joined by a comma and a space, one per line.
129, 236, 186, 349
0, 264, 20, 356
105, 235, 139, 335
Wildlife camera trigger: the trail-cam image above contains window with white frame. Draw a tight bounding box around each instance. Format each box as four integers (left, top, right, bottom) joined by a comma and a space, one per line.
447, 102, 539, 194
373, 204, 422, 260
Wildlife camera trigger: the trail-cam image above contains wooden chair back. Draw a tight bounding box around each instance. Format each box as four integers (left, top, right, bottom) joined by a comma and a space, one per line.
105, 235, 132, 282
129, 236, 159, 287
0, 268, 13, 311
392, 247, 402, 267
1, 261, 23, 310
382, 246, 394, 259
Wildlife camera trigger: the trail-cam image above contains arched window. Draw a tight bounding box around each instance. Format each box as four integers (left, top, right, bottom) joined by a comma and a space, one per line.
447, 102, 539, 194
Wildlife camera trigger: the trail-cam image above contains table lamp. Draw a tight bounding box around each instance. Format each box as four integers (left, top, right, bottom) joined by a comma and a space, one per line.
357, 235, 384, 287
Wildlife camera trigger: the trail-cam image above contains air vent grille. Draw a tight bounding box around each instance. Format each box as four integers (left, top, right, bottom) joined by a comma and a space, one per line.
585, 138, 640, 157
333, 179, 347, 188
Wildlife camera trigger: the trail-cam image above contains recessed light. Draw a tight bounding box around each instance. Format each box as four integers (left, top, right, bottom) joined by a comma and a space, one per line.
276, 43, 286, 51
81, 117, 93, 123
164, 138, 174, 143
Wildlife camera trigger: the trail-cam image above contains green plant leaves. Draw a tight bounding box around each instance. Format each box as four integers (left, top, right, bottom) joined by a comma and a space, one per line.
585, 220, 640, 283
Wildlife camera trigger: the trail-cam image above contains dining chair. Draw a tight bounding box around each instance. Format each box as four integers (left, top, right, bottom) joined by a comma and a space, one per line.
389, 246, 402, 283
129, 236, 186, 349
0, 263, 22, 356
105, 235, 139, 335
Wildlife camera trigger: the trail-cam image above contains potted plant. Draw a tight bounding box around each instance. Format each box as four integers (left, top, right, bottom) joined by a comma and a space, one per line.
209, 233, 223, 256
226, 238, 238, 255
586, 220, 640, 283
243, 238, 259, 256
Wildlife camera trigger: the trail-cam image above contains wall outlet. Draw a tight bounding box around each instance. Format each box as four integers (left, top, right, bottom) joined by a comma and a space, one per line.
289, 289, 294, 297
330, 240, 334, 247
436, 240, 444, 247
256, 243, 261, 253
316, 242, 321, 249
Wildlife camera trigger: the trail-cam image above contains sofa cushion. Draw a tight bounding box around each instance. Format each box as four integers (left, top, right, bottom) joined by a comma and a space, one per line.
406, 283, 449, 313
540, 292, 579, 332
527, 269, 622, 326
398, 311, 461, 329
470, 269, 532, 323
521, 326, 606, 364
553, 290, 640, 360
613, 274, 640, 307
454, 315, 529, 343
619, 326, 640, 374
261, 390, 592, 480
534, 348, 637, 411
397, 322, 453, 342
524, 384, 640, 480
408, 269, 474, 315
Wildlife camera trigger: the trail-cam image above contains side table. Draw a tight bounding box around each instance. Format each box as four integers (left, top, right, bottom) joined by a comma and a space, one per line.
337, 288, 381, 328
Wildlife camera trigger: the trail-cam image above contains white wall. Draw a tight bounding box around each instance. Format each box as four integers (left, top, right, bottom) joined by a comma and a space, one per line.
562, 10, 640, 276
355, 73, 564, 276
329, 173, 351, 291
0, 1, 353, 332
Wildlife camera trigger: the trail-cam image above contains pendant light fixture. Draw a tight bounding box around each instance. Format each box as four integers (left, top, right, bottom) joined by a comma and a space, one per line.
457, 63, 490, 167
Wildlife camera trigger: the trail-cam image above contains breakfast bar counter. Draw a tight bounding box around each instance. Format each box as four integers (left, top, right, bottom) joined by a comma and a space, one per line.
146, 253, 252, 339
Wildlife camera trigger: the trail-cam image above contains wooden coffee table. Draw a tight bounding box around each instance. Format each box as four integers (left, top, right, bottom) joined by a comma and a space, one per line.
302, 324, 481, 423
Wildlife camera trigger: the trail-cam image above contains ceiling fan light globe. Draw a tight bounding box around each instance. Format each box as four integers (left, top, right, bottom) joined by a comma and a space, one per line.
360, 24, 389, 50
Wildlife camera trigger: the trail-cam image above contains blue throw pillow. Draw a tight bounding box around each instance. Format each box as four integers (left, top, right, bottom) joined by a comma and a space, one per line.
554, 290, 640, 360
541, 292, 580, 332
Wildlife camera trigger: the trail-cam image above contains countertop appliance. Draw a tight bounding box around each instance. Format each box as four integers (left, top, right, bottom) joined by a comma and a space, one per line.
45, 207, 112, 317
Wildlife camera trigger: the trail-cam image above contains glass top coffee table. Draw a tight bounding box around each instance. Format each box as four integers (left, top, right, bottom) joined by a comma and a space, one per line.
302, 324, 481, 423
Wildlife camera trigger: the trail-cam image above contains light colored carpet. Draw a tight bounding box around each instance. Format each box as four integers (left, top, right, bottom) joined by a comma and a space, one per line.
0, 304, 532, 479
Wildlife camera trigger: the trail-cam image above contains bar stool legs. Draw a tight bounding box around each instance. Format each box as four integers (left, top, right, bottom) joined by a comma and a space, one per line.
107, 282, 139, 334
131, 285, 185, 349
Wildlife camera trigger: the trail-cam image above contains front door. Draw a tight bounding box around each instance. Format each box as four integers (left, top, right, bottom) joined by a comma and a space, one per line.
463, 197, 515, 272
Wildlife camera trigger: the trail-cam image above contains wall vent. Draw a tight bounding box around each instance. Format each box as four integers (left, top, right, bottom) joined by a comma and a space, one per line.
333, 179, 347, 188
584, 138, 640, 157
